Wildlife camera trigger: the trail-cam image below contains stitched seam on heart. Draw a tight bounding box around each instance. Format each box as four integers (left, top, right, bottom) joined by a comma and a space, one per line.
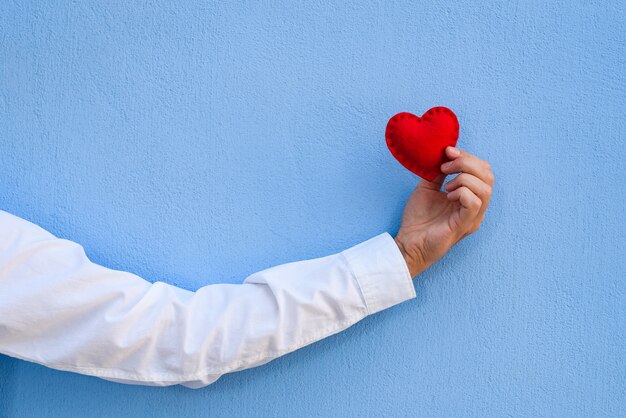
385, 107, 459, 181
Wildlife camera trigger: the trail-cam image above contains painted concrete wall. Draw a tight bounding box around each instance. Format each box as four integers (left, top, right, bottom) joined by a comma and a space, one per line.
1, 1, 624, 417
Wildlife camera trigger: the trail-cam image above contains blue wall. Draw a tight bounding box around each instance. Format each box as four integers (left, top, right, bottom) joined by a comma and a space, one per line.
1, 1, 624, 417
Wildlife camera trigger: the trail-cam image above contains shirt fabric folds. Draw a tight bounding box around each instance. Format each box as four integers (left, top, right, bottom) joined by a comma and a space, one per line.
0, 210, 415, 388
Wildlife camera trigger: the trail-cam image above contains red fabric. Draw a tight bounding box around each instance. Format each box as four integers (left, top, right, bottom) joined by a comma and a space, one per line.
385, 107, 459, 182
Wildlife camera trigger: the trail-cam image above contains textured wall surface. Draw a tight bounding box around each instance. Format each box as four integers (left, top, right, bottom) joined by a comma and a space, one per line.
1, 1, 624, 417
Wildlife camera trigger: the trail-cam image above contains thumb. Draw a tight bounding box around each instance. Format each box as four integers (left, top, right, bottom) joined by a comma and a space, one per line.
419, 173, 446, 191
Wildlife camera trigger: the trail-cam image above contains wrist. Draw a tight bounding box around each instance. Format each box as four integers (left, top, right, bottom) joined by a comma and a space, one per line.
394, 235, 425, 278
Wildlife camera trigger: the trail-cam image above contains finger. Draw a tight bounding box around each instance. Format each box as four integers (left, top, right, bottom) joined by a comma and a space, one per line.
447, 186, 482, 225
444, 173, 492, 202
442, 147, 494, 186
446, 173, 492, 232
444, 148, 495, 233
441, 147, 489, 180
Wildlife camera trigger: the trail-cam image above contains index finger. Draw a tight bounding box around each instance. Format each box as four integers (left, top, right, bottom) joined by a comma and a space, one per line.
441, 147, 494, 185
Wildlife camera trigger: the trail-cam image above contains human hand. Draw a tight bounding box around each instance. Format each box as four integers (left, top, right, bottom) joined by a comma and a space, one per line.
394, 147, 494, 277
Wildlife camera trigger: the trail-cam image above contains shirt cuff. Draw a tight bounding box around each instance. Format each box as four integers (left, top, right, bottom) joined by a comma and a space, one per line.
341, 233, 416, 315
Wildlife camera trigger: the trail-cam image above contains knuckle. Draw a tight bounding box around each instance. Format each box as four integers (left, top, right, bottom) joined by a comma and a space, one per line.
485, 170, 495, 184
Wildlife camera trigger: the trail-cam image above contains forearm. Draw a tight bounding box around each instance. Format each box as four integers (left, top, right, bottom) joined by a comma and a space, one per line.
0, 210, 415, 388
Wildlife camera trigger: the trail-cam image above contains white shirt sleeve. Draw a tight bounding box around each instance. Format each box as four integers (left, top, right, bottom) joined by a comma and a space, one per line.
0, 210, 415, 388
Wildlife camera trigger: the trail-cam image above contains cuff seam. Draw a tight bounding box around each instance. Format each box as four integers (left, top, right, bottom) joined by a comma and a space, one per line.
340, 251, 373, 315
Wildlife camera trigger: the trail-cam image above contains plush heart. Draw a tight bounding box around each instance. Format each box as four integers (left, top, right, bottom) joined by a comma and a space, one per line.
385, 107, 459, 182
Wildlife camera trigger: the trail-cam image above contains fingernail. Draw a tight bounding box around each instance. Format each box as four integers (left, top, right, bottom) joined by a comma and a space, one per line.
441, 162, 451, 171
448, 147, 460, 157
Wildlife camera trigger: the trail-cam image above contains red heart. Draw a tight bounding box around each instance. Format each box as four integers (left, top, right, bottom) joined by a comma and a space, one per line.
385, 107, 459, 182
